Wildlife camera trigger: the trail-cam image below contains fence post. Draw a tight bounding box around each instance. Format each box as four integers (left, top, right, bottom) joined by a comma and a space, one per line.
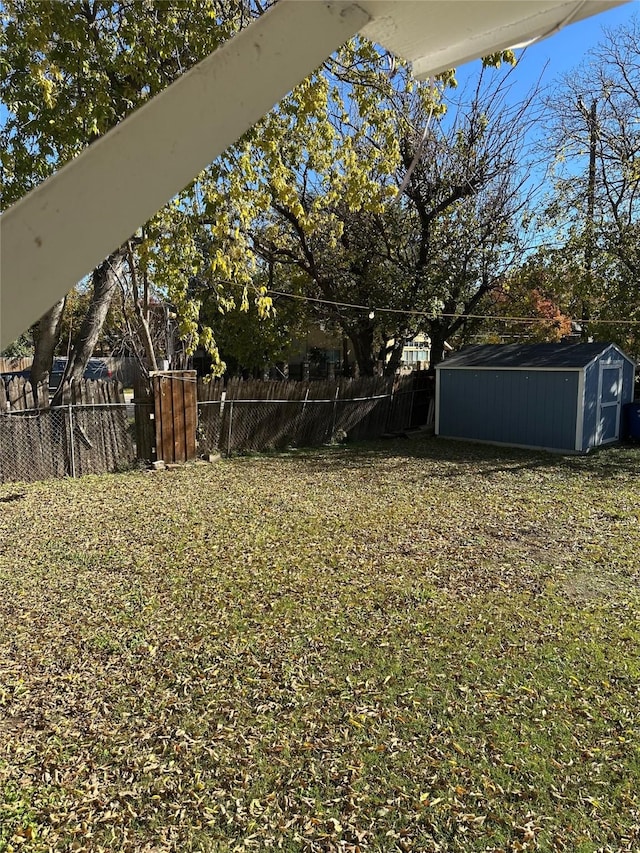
68, 401, 76, 478
331, 384, 340, 439
227, 400, 234, 456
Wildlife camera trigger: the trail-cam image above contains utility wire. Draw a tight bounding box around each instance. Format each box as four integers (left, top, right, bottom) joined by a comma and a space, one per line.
265, 287, 640, 325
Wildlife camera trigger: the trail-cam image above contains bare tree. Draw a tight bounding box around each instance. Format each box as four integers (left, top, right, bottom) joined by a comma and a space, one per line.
543, 14, 639, 347
258, 63, 542, 373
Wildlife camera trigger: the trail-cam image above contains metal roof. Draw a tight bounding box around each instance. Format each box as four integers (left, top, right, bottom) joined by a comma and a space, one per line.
437, 342, 633, 369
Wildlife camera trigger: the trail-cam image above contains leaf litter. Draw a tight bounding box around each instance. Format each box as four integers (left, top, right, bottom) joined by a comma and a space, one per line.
0, 437, 639, 851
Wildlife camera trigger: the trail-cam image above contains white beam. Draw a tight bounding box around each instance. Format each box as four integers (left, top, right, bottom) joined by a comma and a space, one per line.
0, 0, 369, 348
359, 1, 628, 80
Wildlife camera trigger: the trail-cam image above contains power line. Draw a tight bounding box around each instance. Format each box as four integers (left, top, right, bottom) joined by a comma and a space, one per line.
265, 287, 640, 326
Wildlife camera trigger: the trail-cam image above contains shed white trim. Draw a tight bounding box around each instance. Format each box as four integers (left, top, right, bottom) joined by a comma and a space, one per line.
596, 360, 624, 445
575, 368, 586, 451
435, 365, 584, 372
582, 343, 636, 371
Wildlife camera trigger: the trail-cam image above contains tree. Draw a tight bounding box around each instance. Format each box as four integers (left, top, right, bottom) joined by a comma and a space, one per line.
476, 250, 574, 344
398, 67, 542, 367
174, 39, 414, 377
242, 59, 539, 372
2, 3, 532, 389
0, 0, 260, 398
198, 266, 314, 377
542, 14, 639, 349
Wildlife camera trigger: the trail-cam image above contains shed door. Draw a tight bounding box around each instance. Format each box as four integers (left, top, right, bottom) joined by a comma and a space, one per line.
597, 362, 623, 443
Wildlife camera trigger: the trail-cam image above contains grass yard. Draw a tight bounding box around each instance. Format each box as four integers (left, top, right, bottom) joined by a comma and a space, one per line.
0, 437, 639, 852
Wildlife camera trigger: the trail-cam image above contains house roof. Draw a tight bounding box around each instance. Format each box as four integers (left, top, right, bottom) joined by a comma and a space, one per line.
437, 342, 632, 369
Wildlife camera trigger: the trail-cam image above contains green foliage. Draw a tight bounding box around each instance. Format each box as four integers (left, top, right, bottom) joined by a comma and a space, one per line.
0, 332, 33, 358
1, 439, 639, 850
231, 59, 536, 372
200, 277, 313, 375
0, 1, 257, 366
477, 250, 575, 344
0, 1, 244, 203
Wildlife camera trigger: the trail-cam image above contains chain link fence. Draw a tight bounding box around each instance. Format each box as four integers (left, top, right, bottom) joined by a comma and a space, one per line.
0, 403, 134, 485
0, 374, 431, 483
198, 386, 420, 456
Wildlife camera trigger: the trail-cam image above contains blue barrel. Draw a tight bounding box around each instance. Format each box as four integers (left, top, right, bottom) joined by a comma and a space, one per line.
624, 402, 640, 440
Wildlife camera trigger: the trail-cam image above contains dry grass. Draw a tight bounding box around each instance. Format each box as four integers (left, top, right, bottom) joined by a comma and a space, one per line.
1, 437, 639, 852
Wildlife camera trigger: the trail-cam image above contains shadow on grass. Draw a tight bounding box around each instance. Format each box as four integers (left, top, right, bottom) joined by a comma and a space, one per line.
288, 434, 640, 481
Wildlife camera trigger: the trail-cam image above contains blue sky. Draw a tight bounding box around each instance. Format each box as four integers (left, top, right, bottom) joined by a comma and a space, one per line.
2, 4, 636, 125
446, 2, 639, 250
513, 1, 638, 86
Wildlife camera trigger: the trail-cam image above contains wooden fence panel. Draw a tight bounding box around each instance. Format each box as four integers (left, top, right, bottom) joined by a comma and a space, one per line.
0, 357, 32, 374
67, 379, 133, 477
133, 375, 155, 462
207, 375, 407, 455
152, 371, 197, 463
410, 370, 435, 427
0, 410, 66, 483
196, 378, 224, 454
0, 379, 133, 484
1, 377, 49, 411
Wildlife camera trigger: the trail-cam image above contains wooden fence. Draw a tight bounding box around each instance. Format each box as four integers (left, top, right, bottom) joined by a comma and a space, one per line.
0, 357, 33, 375
0, 378, 134, 484
197, 374, 419, 456
0, 371, 431, 483
65, 379, 134, 477
1, 376, 50, 411
0, 356, 141, 387
152, 370, 197, 463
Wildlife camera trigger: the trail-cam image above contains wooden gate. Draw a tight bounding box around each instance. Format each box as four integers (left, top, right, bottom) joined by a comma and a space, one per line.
152, 370, 197, 463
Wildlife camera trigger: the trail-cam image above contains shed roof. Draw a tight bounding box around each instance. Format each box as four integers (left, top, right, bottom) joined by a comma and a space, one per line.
437, 342, 631, 369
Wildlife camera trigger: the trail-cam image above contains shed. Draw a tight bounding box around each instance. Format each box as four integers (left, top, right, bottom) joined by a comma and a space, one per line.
435, 342, 636, 453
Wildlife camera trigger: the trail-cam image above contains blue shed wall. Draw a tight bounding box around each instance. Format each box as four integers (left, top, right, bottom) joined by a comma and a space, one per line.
437, 369, 580, 451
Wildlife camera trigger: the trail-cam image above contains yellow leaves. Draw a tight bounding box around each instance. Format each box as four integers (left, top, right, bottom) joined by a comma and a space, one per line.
256, 293, 273, 319
210, 250, 232, 281
293, 76, 329, 119
0, 420, 639, 849
10, 825, 35, 843
249, 798, 263, 816
482, 49, 518, 69
326, 816, 343, 835
36, 72, 56, 109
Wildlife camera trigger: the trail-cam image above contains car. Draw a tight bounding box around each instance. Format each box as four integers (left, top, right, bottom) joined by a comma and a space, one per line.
1, 359, 113, 391
0, 368, 31, 384
48, 357, 113, 390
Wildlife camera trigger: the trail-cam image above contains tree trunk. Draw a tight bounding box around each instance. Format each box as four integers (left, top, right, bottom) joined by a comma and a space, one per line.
30, 298, 67, 405
428, 325, 449, 369
127, 240, 158, 373
384, 339, 406, 376
52, 248, 126, 405
347, 323, 376, 377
